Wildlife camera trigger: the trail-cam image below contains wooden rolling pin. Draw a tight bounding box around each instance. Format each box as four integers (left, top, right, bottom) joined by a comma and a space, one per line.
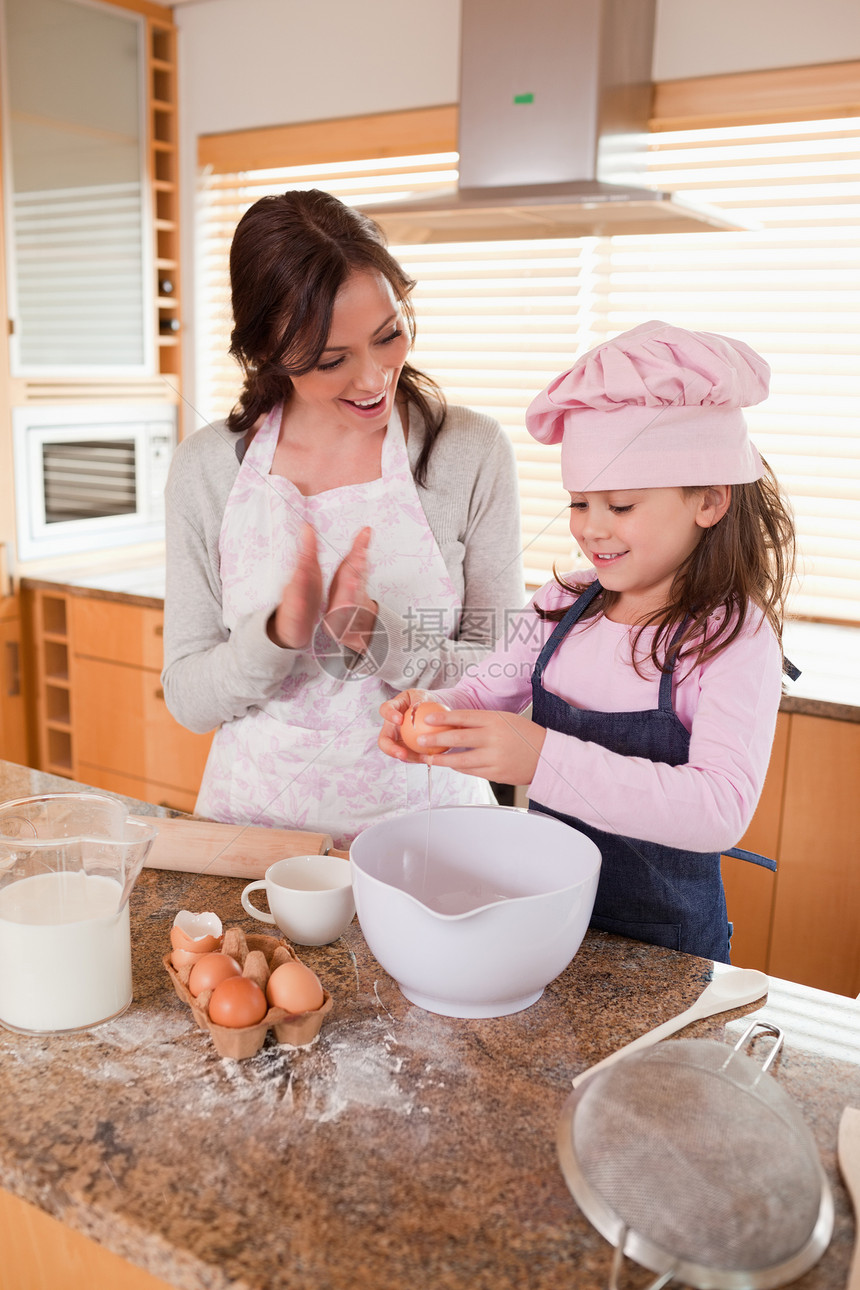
131, 815, 334, 880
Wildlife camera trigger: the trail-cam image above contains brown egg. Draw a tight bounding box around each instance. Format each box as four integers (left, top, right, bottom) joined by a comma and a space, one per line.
208, 976, 268, 1028
266, 960, 324, 1014
188, 952, 241, 998
171, 946, 207, 972
400, 701, 453, 754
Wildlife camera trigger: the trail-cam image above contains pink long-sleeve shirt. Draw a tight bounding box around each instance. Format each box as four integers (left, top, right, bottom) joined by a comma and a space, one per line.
436, 577, 785, 854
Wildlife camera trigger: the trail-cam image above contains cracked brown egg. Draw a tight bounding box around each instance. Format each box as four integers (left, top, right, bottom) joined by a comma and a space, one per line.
400, 701, 453, 754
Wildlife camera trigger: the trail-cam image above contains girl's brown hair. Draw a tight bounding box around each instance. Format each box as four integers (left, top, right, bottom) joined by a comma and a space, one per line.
225, 189, 445, 485
537, 461, 797, 676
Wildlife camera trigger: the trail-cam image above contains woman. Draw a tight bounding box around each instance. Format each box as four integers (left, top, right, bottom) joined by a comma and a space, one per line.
162, 189, 524, 847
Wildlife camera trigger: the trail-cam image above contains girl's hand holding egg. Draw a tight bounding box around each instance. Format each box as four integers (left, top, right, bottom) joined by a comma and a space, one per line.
378, 690, 454, 762
415, 709, 548, 785
400, 701, 454, 754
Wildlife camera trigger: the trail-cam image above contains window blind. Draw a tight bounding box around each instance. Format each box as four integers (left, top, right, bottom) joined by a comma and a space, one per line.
11, 182, 147, 370
197, 115, 860, 620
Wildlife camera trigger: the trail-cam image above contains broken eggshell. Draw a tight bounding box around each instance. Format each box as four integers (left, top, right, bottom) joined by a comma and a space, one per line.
170, 910, 223, 956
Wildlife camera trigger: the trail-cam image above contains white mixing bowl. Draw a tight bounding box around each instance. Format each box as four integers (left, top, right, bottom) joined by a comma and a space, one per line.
350, 805, 601, 1018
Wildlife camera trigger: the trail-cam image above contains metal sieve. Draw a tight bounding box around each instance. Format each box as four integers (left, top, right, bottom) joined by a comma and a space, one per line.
557, 1022, 834, 1289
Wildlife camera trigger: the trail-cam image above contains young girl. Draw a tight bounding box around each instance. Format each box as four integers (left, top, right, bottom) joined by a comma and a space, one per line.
379, 321, 797, 964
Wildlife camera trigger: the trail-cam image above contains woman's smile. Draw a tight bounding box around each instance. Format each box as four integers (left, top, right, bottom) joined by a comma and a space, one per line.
339, 387, 390, 417
346, 392, 385, 408
287, 270, 411, 435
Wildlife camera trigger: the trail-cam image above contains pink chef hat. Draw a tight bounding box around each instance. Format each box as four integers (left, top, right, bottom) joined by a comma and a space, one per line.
526, 320, 769, 492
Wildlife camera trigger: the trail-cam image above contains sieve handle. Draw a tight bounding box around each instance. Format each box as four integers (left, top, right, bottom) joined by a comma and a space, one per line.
838, 1107, 860, 1290
722, 1019, 783, 1080
609, 1236, 675, 1290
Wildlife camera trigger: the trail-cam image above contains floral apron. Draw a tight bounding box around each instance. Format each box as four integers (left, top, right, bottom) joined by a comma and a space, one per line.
196, 403, 490, 848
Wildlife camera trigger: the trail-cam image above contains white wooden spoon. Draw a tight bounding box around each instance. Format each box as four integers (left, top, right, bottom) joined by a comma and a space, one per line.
572, 965, 769, 1088
838, 1107, 860, 1290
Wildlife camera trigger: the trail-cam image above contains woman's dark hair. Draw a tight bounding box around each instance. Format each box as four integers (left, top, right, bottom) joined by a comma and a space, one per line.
225, 189, 445, 485
537, 461, 797, 676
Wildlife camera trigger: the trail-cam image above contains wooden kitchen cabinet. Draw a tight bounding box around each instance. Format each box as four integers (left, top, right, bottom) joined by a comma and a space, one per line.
25, 590, 73, 776
0, 595, 29, 766
767, 714, 860, 995
0, 1186, 172, 1290
70, 596, 165, 670
720, 712, 789, 973
23, 587, 212, 812
73, 654, 210, 812
722, 710, 860, 998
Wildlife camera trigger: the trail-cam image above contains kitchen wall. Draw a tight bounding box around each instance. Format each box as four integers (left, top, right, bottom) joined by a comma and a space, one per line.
653, 0, 860, 78
174, 0, 860, 410
177, 0, 860, 135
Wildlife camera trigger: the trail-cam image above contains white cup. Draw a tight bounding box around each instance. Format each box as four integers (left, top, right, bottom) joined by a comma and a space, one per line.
241, 855, 355, 946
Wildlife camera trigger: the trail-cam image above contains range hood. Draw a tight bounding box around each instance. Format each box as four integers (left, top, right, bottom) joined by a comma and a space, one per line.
366, 0, 741, 243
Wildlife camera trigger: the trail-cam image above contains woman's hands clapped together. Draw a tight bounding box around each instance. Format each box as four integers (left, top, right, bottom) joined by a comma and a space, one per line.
267, 523, 378, 653
379, 690, 547, 787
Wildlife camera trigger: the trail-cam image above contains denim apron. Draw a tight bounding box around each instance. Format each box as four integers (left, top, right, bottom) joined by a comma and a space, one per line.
529, 580, 778, 964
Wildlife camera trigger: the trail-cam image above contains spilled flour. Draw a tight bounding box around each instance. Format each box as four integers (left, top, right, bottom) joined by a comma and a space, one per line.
294, 1017, 416, 1122
209, 1009, 455, 1124
28, 985, 466, 1133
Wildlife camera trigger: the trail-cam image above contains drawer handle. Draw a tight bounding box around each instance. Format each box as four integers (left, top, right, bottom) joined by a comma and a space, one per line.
4, 641, 20, 698
155, 687, 164, 701
154, 623, 164, 637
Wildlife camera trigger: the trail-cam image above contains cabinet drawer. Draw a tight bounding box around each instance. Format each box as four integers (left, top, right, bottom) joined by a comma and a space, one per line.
769, 714, 860, 996
77, 763, 200, 815
143, 679, 213, 794
73, 657, 212, 794
71, 597, 164, 670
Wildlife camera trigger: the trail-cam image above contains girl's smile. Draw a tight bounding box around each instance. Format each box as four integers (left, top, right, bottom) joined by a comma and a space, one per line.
568, 486, 729, 622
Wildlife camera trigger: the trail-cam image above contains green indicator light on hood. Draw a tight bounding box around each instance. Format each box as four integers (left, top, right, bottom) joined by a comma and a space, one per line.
513, 92, 534, 105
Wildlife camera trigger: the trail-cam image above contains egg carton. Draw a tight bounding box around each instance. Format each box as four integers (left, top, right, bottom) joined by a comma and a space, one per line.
163, 926, 333, 1059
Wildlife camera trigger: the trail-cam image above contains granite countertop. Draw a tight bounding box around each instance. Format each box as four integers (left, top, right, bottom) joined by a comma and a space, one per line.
1, 761, 859, 1290
21, 559, 168, 610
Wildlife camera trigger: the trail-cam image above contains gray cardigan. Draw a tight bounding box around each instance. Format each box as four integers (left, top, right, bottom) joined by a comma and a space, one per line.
162, 403, 526, 733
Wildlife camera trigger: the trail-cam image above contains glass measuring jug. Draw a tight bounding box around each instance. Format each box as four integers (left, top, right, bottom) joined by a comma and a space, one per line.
0, 793, 157, 1033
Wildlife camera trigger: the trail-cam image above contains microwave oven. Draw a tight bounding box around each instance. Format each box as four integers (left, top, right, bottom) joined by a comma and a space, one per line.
12, 404, 177, 561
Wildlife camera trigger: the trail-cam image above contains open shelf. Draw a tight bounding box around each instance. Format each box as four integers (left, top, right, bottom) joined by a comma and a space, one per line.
148, 15, 182, 410
43, 641, 69, 683
40, 596, 67, 636
45, 684, 71, 726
